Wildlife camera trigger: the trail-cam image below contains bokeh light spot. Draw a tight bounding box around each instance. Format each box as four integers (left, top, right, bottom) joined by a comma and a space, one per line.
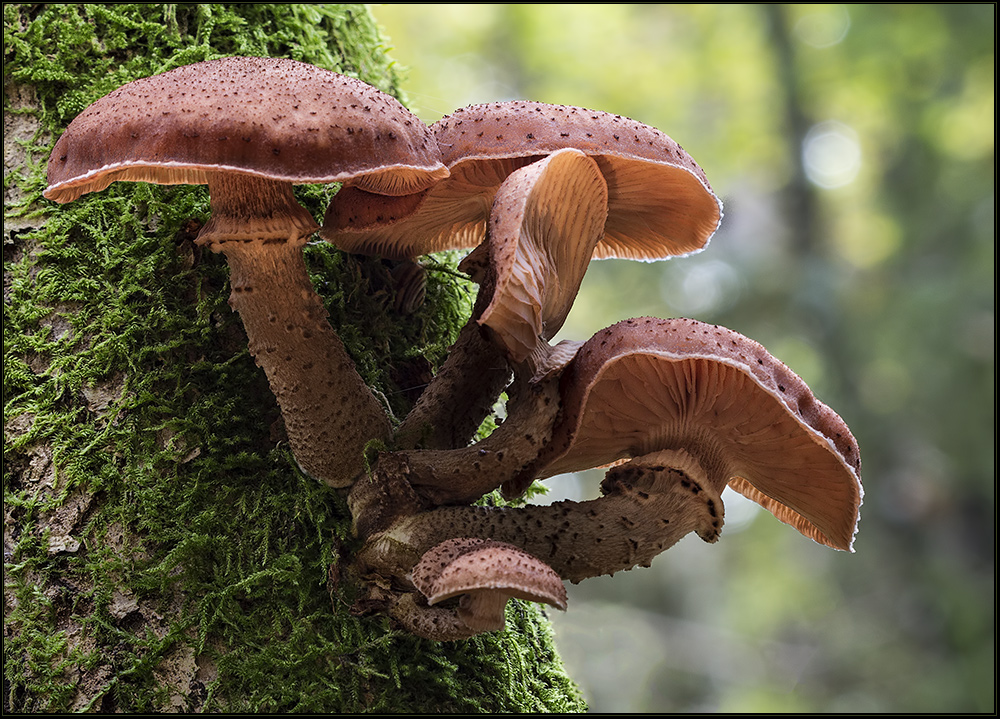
793, 5, 851, 48
659, 259, 742, 317
802, 121, 862, 189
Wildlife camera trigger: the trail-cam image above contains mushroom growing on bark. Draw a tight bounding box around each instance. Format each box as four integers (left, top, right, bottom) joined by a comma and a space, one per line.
367, 149, 606, 502
44, 56, 448, 487
353, 315, 862, 620
389, 537, 567, 641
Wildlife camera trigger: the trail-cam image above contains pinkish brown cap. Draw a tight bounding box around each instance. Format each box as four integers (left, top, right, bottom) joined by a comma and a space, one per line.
525, 317, 863, 551
322, 100, 721, 261
44, 56, 447, 204
41, 57, 429, 488
412, 538, 567, 633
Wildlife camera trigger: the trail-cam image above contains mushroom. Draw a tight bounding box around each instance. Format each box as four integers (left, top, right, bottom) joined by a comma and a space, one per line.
511, 317, 864, 551
467, 147, 608, 374
390, 537, 567, 640
321, 100, 722, 262
43, 56, 448, 487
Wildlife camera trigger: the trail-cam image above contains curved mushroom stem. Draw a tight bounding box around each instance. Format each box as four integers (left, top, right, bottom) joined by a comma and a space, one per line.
393, 315, 511, 451
351, 375, 561, 533
356, 451, 725, 585
222, 240, 392, 486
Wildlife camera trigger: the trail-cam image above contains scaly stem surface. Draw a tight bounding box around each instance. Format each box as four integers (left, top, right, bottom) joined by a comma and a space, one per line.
357, 453, 725, 584
351, 376, 560, 536
223, 240, 391, 486
393, 315, 511, 451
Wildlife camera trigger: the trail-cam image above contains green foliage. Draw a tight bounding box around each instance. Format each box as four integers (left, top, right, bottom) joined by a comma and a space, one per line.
3, 3, 583, 713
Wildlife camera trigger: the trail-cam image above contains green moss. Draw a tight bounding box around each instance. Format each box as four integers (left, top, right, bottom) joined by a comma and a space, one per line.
3, 4, 583, 712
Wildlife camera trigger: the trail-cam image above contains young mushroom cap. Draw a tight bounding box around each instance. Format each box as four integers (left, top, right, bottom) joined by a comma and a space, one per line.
411, 538, 567, 633
321, 100, 721, 261
44, 56, 447, 204
519, 317, 863, 551
470, 147, 609, 369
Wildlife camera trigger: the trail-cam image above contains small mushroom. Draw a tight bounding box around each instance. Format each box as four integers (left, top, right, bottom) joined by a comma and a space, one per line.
397, 537, 566, 640
43, 57, 448, 487
512, 317, 864, 551
321, 100, 722, 261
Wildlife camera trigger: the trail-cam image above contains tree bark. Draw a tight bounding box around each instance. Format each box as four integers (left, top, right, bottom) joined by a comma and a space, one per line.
2, 4, 583, 712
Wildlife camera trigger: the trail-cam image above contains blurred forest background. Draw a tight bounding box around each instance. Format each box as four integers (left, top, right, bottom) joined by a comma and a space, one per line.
371, 4, 994, 713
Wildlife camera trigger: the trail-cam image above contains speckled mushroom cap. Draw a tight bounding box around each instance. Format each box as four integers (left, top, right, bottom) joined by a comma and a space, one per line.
322, 100, 721, 261
411, 538, 567, 632
44, 56, 447, 204
529, 317, 863, 552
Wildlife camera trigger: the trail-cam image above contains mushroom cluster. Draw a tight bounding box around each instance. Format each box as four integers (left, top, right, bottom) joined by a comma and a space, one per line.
47, 58, 863, 643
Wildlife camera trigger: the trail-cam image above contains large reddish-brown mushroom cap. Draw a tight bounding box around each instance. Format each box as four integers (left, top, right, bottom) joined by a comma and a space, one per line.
322, 100, 721, 261
44, 56, 448, 204
531, 317, 863, 552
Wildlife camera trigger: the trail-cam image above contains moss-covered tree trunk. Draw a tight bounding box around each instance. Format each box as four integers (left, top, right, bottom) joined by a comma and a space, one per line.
3, 5, 583, 712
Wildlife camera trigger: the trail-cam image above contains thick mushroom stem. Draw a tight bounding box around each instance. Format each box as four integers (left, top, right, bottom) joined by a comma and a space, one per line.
221, 241, 391, 486
202, 174, 391, 487
356, 450, 725, 585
